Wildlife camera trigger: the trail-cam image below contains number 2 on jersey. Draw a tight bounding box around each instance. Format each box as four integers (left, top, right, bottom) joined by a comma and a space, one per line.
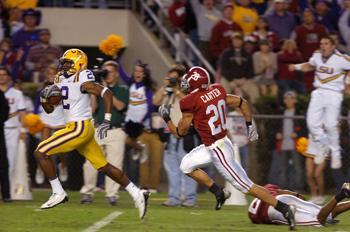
206, 99, 226, 135
61, 86, 70, 109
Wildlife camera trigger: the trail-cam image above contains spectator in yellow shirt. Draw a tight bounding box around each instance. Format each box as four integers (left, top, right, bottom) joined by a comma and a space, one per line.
232, 0, 259, 35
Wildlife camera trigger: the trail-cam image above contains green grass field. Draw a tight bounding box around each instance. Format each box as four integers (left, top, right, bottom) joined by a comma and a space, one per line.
1, 190, 350, 232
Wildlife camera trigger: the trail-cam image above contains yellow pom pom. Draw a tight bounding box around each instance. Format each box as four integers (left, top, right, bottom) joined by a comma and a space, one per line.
23, 113, 44, 135
23, 113, 40, 127
296, 137, 308, 154
99, 34, 124, 57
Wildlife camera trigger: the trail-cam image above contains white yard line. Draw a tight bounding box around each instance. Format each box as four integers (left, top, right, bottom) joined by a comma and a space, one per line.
82, 211, 123, 232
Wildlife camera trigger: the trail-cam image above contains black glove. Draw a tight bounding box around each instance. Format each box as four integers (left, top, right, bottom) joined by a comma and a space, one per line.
97, 120, 111, 139
158, 104, 171, 123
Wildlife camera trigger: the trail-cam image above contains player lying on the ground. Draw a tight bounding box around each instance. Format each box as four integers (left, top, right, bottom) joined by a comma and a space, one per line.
159, 66, 297, 230
248, 183, 350, 227
35, 49, 149, 219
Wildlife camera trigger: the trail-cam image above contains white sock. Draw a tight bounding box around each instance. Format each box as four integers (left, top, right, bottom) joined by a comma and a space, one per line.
125, 182, 140, 201
49, 177, 65, 194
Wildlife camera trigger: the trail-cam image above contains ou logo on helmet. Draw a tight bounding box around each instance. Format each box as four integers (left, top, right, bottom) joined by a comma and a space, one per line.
190, 71, 201, 81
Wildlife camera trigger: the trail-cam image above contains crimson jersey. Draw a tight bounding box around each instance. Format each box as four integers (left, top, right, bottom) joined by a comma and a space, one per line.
179, 84, 227, 146
248, 184, 280, 224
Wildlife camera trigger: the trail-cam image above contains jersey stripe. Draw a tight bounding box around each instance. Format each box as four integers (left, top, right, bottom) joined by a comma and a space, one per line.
36, 122, 77, 151
316, 71, 346, 84
43, 121, 85, 153
38, 121, 84, 153
213, 147, 250, 191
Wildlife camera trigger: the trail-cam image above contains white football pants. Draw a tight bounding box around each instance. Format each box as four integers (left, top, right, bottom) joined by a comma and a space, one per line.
180, 136, 253, 193
267, 194, 332, 227
4, 127, 20, 178
306, 89, 342, 168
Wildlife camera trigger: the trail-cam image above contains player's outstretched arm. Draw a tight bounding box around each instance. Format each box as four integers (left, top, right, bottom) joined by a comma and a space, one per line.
288, 62, 315, 72
81, 82, 113, 139
226, 94, 258, 141
158, 104, 193, 139
226, 94, 252, 123
81, 82, 112, 114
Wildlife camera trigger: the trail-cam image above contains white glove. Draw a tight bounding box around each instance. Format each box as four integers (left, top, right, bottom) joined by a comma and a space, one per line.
247, 122, 259, 142
96, 120, 111, 140
40, 85, 61, 103
158, 104, 171, 123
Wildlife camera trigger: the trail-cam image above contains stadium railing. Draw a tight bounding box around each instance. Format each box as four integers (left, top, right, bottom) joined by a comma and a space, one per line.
131, 0, 216, 77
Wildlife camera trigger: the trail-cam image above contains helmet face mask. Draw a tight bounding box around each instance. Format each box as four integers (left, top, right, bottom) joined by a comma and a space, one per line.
180, 75, 190, 93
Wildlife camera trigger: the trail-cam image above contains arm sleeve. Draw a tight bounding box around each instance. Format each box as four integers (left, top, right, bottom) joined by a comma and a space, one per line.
116, 59, 133, 86
142, 89, 154, 122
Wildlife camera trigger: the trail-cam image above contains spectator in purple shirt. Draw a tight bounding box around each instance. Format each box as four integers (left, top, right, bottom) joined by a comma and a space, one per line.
25, 28, 62, 82
314, 0, 339, 32
12, 9, 41, 50
11, 9, 41, 80
266, 0, 296, 39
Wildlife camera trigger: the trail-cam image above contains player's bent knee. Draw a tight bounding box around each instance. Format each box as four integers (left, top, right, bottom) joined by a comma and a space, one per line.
97, 163, 109, 173
180, 159, 194, 174
34, 150, 49, 159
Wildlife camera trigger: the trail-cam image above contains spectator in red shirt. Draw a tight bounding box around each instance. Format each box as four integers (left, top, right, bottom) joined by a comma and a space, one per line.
210, 3, 242, 63
168, 0, 187, 63
168, 0, 186, 32
276, 39, 305, 93
292, 9, 328, 61
252, 17, 279, 51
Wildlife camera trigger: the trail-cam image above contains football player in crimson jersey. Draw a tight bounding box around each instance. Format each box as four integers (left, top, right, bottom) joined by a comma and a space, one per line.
159, 66, 296, 230
249, 183, 350, 227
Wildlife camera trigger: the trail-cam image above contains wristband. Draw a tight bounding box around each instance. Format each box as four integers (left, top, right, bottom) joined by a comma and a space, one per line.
104, 113, 112, 121
294, 64, 302, 71
246, 121, 252, 127
238, 97, 243, 108
176, 127, 183, 137
101, 87, 108, 97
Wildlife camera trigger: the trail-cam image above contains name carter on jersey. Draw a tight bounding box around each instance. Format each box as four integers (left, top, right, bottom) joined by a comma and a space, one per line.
200, 88, 222, 103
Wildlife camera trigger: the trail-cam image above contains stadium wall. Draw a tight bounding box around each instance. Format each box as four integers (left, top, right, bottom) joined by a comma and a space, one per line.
39, 7, 173, 84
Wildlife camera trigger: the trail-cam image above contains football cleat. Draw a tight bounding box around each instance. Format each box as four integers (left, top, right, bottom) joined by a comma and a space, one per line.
341, 183, 350, 198
107, 196, 117, 206
283, 205, 296, 231
134, 189, 150, 220
215, 188, 231, 210
326, 217, 340, 225
80, 194, 93, 204
41, 192, 68, 209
